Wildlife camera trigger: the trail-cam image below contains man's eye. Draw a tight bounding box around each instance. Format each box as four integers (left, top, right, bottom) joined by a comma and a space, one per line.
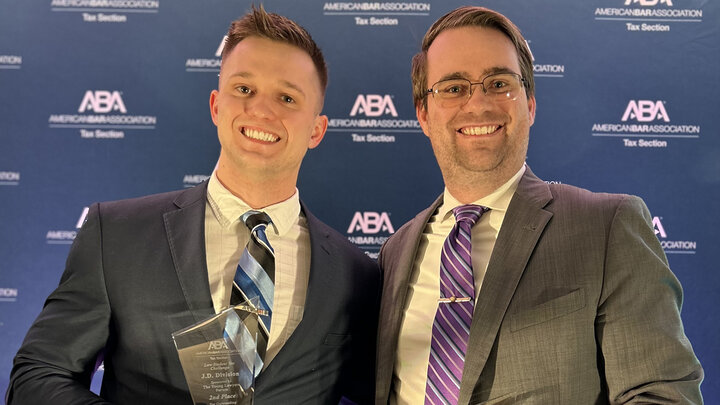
281, 95, 295, 104
440, 84, 467, 95
236, 86, 252, 95
490, 80, 508, 89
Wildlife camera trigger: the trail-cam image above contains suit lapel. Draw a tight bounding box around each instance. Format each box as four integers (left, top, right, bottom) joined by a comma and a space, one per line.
299, 202, 335, 319
376, 197, 443, 400
292, 202, 335, 336
163, 182, 215, 324
458, 168, 553, 403
258, 202, 334, 378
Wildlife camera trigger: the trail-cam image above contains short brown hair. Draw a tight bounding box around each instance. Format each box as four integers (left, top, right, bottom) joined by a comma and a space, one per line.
222, 5, 328, 93
411, 6, 534, 109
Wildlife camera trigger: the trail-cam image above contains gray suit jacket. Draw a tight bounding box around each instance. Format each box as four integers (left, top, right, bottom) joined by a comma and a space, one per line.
8, 182, 381, 404
376, 168, 702, 404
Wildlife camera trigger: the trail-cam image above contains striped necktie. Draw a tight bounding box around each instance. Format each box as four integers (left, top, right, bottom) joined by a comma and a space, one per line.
232, 210, 274, 360
425, 204, 489, 405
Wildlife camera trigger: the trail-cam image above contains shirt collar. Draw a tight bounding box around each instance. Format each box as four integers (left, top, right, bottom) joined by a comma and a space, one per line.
438, 164, 526, 223
207, 171, 300, 236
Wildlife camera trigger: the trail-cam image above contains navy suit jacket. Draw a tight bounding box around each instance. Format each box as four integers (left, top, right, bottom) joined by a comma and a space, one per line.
8, 182, 381, 404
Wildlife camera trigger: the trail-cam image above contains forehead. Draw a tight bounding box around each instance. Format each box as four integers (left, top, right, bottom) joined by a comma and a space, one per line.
221, 36, 322, 94
425, 26, 521, 81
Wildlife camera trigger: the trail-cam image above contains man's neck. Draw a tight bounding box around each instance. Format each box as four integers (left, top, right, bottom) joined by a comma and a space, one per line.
215, 168, 297, 209
445, 180, 500, 204
443, 164, 524, 204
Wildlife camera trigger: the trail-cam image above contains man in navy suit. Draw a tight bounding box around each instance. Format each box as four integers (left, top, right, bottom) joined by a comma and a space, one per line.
7, 6, 380, 404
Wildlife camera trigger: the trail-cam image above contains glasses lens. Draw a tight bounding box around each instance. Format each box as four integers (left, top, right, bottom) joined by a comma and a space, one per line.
482, 73, 522, 101
432, 79, 471, 105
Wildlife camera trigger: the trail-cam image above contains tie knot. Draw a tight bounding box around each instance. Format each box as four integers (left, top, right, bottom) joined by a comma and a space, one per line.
242, 210, 272, 231
452, 204, 488, 226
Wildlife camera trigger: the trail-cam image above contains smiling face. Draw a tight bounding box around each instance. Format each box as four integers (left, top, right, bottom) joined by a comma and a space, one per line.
417, 26, 535, 198
209, 36, 327, 191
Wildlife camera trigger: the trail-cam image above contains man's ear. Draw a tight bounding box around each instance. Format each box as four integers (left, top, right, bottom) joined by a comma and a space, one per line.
209, 90, 219, 126
416, 104, 430, 137
308, 115, 328, 149
527, 94, 536, 126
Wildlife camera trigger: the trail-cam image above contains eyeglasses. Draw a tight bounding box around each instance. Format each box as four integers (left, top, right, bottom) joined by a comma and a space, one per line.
426, 72, 528, 108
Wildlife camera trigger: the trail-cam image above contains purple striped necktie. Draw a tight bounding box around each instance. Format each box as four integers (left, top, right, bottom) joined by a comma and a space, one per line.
425, 204, 489, 405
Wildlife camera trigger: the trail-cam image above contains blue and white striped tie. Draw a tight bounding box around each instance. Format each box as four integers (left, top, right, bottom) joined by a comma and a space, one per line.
233, 210, 274, 359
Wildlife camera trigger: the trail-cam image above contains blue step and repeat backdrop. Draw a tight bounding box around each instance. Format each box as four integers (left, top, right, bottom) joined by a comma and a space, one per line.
1, 0, 718, 399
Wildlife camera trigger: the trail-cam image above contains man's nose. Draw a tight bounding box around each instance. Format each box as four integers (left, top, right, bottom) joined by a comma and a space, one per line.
463, 84, 492, 109
244, 94, 276, 119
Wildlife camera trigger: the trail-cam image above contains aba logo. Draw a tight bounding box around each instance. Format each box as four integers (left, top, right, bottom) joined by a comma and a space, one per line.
525, 40, 534, 61
651, 216, 696, 252
621, 100, 669, 123
77, 207, 89, 228
185, 37, 224, 70
652, 216, 667, 238
624, 0, 673, 6
46, 207, 89, 244
350, 94, 398, 117
78, 90, 127, 114
347, 212, 395, 234
208, 340, 229, 350
215, 35, 227, 58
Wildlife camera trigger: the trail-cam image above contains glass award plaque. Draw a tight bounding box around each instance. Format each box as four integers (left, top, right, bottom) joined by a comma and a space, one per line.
172, 300, 266, 405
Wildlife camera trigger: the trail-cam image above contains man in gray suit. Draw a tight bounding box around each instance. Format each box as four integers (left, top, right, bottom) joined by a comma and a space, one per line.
8, 7, 379, 404
375, 6, 702, 404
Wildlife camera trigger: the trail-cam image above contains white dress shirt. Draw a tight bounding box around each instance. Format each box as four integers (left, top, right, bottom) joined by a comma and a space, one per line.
391, 165, 526, 404
204, 172, 311, 366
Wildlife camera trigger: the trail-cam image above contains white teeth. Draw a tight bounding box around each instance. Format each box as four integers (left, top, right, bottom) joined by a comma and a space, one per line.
460, 126, 498, 135
244, 128, 279, 142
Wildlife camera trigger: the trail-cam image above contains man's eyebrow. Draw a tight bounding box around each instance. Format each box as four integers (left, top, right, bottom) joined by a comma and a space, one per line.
435, 66, 519, 83
481, 66, 518, 77
279, 80, 306, 97
227, 71, 253, 80
225, 73, 306, 97
436, 71, 471, 82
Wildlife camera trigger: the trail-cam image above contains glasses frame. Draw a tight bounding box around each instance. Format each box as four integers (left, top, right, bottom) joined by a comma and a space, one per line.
426, 72, 528, 107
